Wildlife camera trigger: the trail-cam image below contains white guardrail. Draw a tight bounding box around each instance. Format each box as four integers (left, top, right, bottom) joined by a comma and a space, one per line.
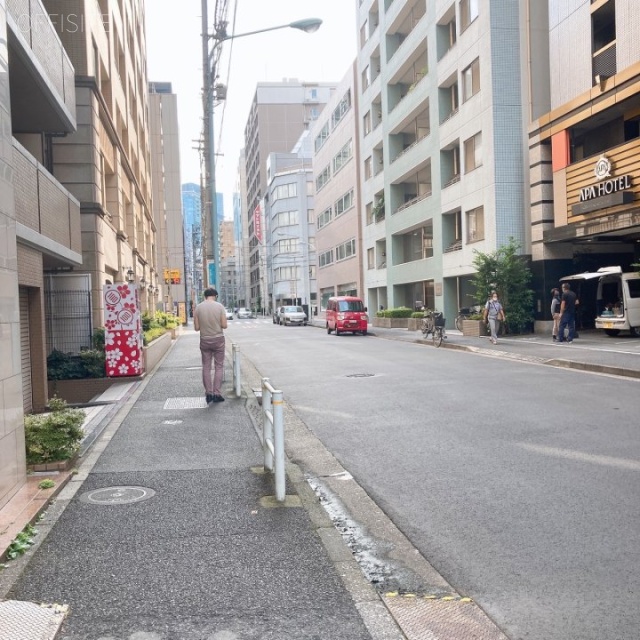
261, 377, 286, 502
232, 343, 241, 397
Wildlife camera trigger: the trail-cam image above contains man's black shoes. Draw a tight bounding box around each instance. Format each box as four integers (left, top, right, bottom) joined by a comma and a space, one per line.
206, 393, 214, 404
212, 394, 225, 402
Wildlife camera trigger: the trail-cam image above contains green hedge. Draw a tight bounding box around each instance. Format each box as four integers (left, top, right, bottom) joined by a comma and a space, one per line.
375, 307, 414, 318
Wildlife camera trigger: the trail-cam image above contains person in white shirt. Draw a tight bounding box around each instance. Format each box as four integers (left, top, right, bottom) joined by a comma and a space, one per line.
193, 288, 228, 403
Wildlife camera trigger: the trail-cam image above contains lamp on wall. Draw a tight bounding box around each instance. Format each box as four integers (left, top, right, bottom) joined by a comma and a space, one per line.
125, 267, 135, 283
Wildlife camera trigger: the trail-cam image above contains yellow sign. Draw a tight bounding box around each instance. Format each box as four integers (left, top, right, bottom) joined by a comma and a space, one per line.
164, 268, 181, 285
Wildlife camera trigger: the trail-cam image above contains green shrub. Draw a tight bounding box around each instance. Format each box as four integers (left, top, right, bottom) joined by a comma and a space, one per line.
25, 397, 84, 464
143, 327, 167, 346
47, 348, 105, 380
378, 307, 414, 318
411, 311, 424, 318
92, 327, 105, 351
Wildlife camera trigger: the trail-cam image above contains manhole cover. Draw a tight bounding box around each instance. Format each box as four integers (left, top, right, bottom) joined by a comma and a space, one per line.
345, 373, 376, 378
79, 486, 156, 505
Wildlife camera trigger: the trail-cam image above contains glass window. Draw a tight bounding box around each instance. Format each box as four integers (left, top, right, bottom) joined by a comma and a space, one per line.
460, 0, 479, 32
462, 58, 480, 101
466, 206, 484, 243
464, 132, 482, 173
333, 140, 353, 173
316, 165, 331, 191
314, 122, 330, 152
335, 190, 354, 216
317, 206, 332, 229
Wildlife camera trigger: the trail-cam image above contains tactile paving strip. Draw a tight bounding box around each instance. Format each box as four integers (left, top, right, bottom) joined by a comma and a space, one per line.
163, 397, 208, 409
0, 601, 67, 640
383, 595, 509, 640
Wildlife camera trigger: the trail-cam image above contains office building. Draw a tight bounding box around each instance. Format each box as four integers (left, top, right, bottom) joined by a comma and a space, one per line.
243, 80, 336, 309
149, 81, 185, 317
310, 62, 363, 310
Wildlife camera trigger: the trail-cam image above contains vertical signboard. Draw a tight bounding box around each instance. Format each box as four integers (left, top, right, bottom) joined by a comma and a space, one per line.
207, 260, 217, 289
254, 203, 263, 244
103, 283, 144, 377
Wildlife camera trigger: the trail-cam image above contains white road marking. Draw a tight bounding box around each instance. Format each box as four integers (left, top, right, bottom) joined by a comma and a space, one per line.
518, 443, 640, 471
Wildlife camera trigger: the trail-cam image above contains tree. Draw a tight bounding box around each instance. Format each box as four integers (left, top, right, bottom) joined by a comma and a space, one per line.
471, 238, 534, 334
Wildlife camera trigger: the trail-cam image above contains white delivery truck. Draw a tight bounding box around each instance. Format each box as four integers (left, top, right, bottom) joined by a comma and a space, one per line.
560, 266, 640, 336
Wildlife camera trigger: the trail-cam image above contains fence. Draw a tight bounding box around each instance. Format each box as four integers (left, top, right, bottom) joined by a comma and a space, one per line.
45, 290, 92, 354
261, 378, 285, 502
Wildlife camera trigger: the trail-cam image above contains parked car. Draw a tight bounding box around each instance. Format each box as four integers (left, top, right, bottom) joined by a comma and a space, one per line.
224, 308, 233, 320
237, 307, 252, 319
277, 305, 307, 326
326, 296, 368, 335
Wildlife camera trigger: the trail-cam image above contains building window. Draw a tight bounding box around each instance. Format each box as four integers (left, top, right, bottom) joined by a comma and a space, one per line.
276, 238, 298, 253
466, 206, 484, 243
316, 164, 331, 191
331, 90, 352, 129
365, 202, 374, 225
460, 0, 479, 32
361, 66, 370, 91
336, 239, 356, 261
273, 183, 298, 200
363, 111, 372, 136
462, 58, 480, 101
314, 122, 330, 152
317, 206, 332, 229
319, 249, 334, 267
367, 247, 375, 269
364, 156, 373, 180
334, 189, 354, 217
277, 210, 299, 226
464, 132, 482, 173
332, 140, 353, 173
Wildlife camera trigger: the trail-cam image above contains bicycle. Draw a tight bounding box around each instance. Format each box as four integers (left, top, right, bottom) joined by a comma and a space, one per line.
454, 305, 483, 331
421, 310, 446, 347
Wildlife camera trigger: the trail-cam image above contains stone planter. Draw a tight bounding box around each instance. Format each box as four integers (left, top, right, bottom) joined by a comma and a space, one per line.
407, 318, 422, 331
462, 319, 487, 337
372, 317, 410, 329
28, 453, 79, 473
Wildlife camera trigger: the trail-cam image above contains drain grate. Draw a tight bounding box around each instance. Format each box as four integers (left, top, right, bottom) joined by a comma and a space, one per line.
79, 486, 156, 505
164, 397, 208, 410
0, 601, 67, 640
383, 595, 509, 640
345, 373, 376, 378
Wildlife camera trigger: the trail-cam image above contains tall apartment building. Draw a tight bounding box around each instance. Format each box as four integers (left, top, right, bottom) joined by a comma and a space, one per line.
149, 81, 185, 316
310, 62, 363, 310
358, 0, 530, 321
529, 0, 640, 328
43, 0, 156, 325
243, 80, 336, 309
2, 0, 78, 507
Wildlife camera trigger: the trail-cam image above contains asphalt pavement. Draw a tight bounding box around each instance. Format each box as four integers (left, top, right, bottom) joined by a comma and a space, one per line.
1, 320, 638, 640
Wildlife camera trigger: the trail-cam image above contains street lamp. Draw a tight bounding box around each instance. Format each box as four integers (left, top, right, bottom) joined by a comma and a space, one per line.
200, 7, 322, 290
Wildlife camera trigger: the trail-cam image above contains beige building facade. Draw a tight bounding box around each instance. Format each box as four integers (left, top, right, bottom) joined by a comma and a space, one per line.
2, 0, 79, 508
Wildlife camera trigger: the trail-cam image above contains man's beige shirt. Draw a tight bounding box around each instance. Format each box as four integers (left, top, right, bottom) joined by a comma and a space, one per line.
194, 300, 225, 338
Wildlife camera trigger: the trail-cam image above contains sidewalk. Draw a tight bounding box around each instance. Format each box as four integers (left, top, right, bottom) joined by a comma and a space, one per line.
0, 330, 398, 640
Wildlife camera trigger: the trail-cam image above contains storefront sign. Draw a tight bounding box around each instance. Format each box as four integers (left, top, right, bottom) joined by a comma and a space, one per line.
573, 155, 634, 215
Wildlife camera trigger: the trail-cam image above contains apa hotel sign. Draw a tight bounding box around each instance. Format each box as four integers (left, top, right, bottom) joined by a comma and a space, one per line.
572, 155, 634, 215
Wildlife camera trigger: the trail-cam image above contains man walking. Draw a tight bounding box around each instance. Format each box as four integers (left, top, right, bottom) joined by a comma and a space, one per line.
193, 288, 227, 403
557, 282, 577, 343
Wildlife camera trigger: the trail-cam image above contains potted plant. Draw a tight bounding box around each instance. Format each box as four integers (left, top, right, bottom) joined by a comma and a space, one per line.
461, 313, 487, 337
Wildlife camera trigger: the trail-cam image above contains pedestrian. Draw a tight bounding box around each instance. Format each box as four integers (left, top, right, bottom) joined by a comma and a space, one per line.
550, 288, 561, 341
557, 282, 577, 343
193, 287, 228, 403
483, 291, 505, 345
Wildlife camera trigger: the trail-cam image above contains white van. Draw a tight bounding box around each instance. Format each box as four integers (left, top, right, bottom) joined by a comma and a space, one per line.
560, 267, 640, 336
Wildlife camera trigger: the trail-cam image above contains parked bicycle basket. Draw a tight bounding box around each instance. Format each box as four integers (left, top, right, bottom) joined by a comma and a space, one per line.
434, 312, 445, 327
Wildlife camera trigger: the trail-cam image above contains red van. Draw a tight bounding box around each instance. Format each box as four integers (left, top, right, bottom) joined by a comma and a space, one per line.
326, 296, 369, 336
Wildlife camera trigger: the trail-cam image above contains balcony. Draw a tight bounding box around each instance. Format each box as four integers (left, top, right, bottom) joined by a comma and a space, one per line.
7, 0, 76, 132
13, 139, 82, 268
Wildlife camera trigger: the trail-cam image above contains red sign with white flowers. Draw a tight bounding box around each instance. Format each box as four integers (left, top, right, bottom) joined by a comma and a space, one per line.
103, 284, 145, 377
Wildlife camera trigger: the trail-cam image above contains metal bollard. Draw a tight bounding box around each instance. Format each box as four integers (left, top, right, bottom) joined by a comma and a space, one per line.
261, 377, 285, 501
232, 343, 241, 397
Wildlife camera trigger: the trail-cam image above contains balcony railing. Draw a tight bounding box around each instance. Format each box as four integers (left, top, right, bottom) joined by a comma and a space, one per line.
394, 191, 432, 214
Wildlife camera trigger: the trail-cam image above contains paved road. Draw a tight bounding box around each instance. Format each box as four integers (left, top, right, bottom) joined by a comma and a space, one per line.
226, 318, 640, 640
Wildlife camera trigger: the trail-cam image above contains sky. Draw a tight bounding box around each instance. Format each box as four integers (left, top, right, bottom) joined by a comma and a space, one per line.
145, 0, 358, 218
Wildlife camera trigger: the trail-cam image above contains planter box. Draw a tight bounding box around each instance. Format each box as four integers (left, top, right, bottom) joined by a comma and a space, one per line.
462, 319, 487, 337
28, 453, 78, 473
373, 317, 410, 329
407, 318, 422, 331
143, 331, 173, 372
